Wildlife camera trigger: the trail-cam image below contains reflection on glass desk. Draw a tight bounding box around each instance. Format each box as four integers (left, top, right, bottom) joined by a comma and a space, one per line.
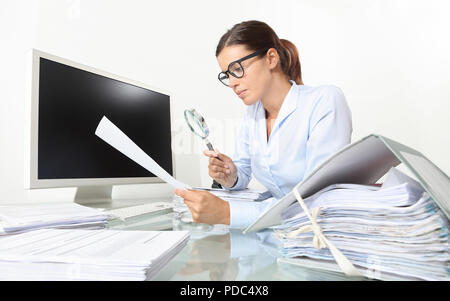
103, 200, 363, 281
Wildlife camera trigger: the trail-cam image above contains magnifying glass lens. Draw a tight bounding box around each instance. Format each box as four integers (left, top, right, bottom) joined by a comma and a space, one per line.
184, 110, 208, 138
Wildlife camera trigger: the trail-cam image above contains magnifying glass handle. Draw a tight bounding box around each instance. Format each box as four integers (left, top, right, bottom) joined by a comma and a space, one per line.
204, 138, 222, 189
204, 138, 214, 151
212, 180, 222, 189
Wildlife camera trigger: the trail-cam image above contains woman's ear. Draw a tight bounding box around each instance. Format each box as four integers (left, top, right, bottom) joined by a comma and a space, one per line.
266, 48, 280, 70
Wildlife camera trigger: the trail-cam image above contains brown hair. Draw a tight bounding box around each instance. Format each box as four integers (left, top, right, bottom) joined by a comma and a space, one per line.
216, 20, 303, 85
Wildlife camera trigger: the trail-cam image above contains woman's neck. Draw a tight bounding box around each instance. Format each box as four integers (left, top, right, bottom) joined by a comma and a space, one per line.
261, 74, 292, 119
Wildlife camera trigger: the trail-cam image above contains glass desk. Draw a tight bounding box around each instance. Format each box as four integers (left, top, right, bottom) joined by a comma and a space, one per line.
97, 198, 362, 281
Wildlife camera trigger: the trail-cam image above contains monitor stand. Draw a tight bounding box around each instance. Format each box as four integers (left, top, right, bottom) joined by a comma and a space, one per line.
74, 185, 113, 205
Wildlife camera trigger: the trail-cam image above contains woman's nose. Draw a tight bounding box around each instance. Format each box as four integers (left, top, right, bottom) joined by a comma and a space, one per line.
228, 75, 240, 88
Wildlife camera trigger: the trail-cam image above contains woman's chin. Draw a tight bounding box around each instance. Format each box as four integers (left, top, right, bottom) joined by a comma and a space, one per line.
241, 96, 258, 106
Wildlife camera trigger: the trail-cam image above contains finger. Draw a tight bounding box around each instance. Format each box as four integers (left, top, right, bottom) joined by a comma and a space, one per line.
211, 165, 230, 174
176, 189, 203, 202
183, 198, 194, 207
216, 166, 231, 174
182, 199, 197, 214
174, 188, 186, 198
208, 165, 227, 173
209, 170, 221, 180
209, 166, 228, 177
203, 150, 219, 158
216, 152, 232, 162
210, 157, 227, 168
211, 171, 227, 181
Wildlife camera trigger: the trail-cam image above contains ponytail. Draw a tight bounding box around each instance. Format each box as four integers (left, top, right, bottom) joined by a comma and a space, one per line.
279, 39, 303, 85
216, 20, 304, 85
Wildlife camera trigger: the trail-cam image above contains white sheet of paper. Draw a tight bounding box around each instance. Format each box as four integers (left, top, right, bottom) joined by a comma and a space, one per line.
400, 151, 450, 216
95, 116, 190, 190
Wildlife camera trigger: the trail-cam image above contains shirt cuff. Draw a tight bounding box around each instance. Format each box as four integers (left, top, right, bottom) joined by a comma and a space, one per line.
223, 170, 247, 191
228, 200, 266, 229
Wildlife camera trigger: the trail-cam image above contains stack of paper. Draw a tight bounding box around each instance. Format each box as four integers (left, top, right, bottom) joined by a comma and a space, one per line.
194, 187, 272, 202
0, 228, 189, 280
0, 203, 109, 235
275, 180, 450, 281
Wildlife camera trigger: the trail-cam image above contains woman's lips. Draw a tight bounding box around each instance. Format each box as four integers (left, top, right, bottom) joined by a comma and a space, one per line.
237, 90, 246, 98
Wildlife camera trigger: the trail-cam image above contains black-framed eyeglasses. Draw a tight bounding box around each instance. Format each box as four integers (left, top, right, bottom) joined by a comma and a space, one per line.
218, 48, 269, 86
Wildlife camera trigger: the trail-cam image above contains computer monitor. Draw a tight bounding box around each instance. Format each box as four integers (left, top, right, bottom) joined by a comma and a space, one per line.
25, 49, 175, 204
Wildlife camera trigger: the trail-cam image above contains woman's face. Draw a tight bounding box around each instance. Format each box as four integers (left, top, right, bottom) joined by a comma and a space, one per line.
217, 45, 272, 106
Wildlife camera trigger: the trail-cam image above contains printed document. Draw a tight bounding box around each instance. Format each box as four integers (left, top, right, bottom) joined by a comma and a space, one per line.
95, 116, 190, 189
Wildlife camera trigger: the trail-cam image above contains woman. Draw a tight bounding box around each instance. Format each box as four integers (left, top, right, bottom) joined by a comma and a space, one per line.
175, 20, 352, 228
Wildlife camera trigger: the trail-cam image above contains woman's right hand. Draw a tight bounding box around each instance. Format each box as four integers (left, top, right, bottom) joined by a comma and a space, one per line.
204, 150, 238, 188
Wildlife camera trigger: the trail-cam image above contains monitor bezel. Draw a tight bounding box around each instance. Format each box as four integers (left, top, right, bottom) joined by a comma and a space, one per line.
25, 49, 175, 189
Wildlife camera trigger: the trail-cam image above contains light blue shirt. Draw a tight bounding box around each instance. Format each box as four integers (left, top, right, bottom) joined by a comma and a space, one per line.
225, 82, 352, 228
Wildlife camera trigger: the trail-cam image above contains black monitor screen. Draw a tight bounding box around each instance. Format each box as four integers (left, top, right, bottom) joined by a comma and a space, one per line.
38, 57, 173, 179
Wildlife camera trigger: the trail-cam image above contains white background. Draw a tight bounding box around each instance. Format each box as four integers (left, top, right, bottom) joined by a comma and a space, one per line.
1, 0, 449, 204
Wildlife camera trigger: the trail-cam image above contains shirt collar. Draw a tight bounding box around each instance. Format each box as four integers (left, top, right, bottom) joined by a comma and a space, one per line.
254, 80, 298, 123
269, 80, 298, 130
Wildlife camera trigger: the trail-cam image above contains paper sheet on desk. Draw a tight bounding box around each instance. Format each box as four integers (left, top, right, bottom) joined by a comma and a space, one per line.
192, 187, 272, 202
95, 116, 190, 190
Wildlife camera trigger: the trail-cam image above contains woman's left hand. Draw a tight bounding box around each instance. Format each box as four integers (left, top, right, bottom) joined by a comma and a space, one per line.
174, 189, 230, 225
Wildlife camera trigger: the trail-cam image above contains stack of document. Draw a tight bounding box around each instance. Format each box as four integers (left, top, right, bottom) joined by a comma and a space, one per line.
275, 181, 450, 281
0, 203, 109, 235
194, 187, 272, 202
0, 228, 189, 280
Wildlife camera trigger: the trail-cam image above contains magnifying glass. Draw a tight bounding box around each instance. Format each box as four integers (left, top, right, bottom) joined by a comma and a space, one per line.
184, 108, 222, 189
184, 108, 215, 151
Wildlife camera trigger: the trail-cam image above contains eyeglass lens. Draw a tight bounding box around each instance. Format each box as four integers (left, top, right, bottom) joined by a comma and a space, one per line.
219, 62, 244, 86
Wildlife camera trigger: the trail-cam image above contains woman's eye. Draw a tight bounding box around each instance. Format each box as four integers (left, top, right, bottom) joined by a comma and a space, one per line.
231, 66, 243, 73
